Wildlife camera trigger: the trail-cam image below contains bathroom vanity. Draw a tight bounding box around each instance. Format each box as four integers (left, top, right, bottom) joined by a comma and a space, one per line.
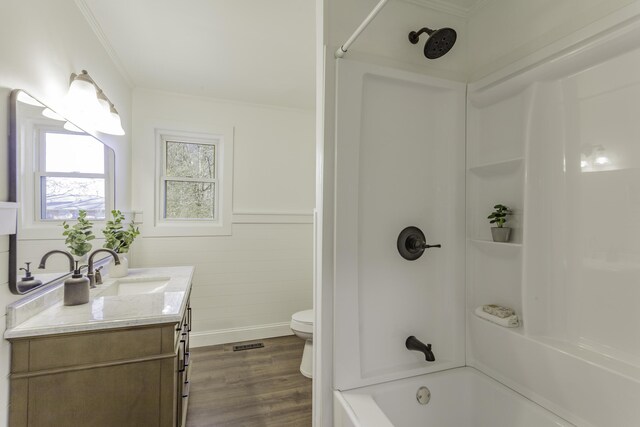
4, 266, 194, 427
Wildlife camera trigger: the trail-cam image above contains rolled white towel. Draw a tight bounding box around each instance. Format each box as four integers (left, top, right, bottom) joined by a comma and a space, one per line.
475, 306, 519, 328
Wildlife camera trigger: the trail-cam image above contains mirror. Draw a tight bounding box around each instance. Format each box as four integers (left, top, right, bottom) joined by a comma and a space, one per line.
9, 90, 116, 294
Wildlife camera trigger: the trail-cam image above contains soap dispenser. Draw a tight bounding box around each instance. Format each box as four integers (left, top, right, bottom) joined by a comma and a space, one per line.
64, 261, 90, 306
18, 262, 42, 291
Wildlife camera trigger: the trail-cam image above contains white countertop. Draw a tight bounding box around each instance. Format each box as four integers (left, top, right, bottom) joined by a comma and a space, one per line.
4, 266, 194, 339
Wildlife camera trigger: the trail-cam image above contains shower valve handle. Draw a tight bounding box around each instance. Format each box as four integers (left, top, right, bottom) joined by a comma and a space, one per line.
398, 226, 442, 261
408, 237, 441, 251
422, 243, 442, 249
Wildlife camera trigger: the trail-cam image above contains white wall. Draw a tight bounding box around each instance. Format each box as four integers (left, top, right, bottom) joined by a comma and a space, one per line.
467, 0, 638, 81
0, 0, 132, 424
131, 88, 315, 346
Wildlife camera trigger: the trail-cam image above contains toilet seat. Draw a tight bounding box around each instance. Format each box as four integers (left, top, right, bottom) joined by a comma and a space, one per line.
291, 309, 313, 334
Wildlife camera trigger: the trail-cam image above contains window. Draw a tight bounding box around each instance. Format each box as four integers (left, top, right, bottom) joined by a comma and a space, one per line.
153, 128, 233, 236
161, 138, 218, 220
36, 129, 114, 221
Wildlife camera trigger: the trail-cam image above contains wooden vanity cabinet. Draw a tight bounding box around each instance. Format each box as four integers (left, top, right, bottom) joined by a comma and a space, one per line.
8, 298, 192, 427
176, 301, 192, 427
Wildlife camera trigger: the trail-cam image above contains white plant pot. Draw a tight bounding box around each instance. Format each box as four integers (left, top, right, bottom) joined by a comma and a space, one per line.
73, 254, 88, 266
109, 254, 129, 278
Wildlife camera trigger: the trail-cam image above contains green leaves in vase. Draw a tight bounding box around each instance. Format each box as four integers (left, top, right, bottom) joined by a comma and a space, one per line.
102, 210, 140, 254
62, 209, 95, 257
487, 204, 512, 228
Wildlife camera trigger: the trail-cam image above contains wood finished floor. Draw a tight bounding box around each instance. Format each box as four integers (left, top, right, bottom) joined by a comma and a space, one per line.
185, 335, 312, 427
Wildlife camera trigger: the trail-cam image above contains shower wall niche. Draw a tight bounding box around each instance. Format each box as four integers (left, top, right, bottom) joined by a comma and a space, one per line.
466, 88, 528, 319
333, 59, 466, 391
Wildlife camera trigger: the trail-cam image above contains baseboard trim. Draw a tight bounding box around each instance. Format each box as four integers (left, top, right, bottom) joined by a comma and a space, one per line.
190, 322, 294, 347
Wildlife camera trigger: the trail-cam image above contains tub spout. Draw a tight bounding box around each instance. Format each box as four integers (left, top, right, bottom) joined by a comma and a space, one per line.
406, 335, 435, 362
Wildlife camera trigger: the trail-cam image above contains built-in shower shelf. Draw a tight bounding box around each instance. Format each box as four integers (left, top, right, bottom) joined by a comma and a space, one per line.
471, 311, 525, 335
468, 157, 523, 175
468, 239, 522, 248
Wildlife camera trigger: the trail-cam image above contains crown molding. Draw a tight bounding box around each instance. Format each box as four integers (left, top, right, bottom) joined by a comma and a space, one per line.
74, 0, 134, 88
402, 0, 489, 18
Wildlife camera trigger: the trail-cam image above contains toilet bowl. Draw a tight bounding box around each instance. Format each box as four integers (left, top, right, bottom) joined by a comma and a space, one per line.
290, 309, 313, 378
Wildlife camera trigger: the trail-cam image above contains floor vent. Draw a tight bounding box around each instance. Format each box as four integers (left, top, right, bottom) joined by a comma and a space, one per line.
233, 342, 264, 352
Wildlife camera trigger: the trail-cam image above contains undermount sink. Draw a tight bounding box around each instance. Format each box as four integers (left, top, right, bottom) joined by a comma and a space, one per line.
98, 277, 170, 297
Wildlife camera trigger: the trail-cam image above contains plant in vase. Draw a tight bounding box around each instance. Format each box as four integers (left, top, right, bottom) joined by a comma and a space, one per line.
487, 204, 512, 242
62, 209, 95, 262
102, 210, 140, 278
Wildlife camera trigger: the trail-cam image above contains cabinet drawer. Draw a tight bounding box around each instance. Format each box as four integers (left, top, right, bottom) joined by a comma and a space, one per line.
14, 328, 163, 373
174, 300, 191, 346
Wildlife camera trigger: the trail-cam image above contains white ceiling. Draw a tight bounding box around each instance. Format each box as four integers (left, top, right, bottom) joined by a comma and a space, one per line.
406, 0, 486, 17
79, 0, 483, 110
80, 0, 317, 110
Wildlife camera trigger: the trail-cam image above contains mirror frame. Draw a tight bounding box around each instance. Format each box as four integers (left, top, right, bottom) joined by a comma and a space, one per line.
8, 91, 18, 293
8, 89, 116, 294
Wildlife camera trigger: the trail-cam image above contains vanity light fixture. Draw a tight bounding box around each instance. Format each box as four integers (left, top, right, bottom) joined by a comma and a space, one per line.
64, 70, 125, 136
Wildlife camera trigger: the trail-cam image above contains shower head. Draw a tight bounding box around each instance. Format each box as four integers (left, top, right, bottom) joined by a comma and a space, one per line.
408, 27, 457, 59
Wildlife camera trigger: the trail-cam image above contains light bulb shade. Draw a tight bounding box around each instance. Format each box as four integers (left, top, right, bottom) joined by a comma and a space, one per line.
67, 73, 98, 109
108, 110, 125, 136
96, 105, 125, 135
42, 108, 65, 121
63, 121, 84, 133
96, 90, 111, 114
17, 92, 44, 107
65, 72, 102, 131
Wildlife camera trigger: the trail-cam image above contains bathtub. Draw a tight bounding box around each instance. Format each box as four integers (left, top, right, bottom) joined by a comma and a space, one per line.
334, 367, 573, 427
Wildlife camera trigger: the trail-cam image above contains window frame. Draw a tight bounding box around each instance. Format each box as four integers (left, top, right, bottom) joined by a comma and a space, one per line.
151, 127, 234, 237
160, 135, 219, 222
34, 126, 114, 222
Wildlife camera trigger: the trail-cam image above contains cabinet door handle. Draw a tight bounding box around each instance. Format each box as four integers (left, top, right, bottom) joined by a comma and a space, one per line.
182, 381, 190, 398
179, 339, 186, 372
187, 307, 192, 332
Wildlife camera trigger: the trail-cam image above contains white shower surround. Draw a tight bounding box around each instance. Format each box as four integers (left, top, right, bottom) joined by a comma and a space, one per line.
333, 59, 466, 391
332, 13, 640, 427
466, 17, 640, 427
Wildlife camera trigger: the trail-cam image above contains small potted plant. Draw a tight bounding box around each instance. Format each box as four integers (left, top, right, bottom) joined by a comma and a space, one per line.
487, 204, 512, 242
102, 210, 140, 278
62, 209, 95, 262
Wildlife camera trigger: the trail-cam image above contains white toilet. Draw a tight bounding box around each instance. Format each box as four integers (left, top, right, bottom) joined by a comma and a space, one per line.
290, 309, 313, 378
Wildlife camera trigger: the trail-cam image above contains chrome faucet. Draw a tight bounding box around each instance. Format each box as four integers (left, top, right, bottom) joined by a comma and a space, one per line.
38, 250, 75, 272
87, 249, 120, 288
406, 336, 435, 362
